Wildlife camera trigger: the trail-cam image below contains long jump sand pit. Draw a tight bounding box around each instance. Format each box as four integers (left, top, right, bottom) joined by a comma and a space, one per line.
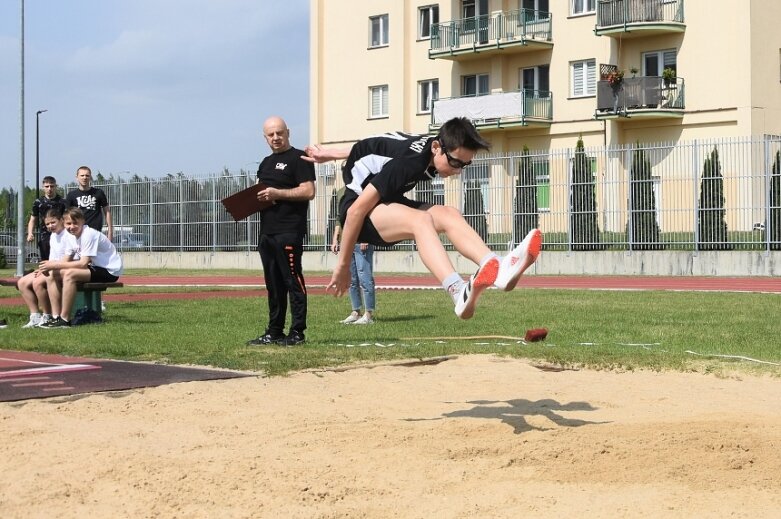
1, 354, 780, 517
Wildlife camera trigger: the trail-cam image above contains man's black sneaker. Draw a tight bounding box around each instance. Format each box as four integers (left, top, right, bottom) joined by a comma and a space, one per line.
247, 331, 285, 346
0, 319, 7, 329
42, 317, 71, 329
280, 330, 305, 347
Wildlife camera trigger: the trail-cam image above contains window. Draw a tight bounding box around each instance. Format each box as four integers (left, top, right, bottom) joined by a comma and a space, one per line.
643, 49, 677, 77
523, 0, 550, 15
418, 5, 439, 39
571, 0, 596, 15
533, 159, 550, 211
369, 85, 389, 118
462, 74, 490, 96
418, 79, 439, 113
463, 0, 476, 19
571, 59, 596, 97
369, 14, 389, 47
520, 65, 550, 97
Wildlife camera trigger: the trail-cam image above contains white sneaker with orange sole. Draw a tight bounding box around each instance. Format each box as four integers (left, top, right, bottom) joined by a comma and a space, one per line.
454, 257, 500, 320
495, 229, 543, 291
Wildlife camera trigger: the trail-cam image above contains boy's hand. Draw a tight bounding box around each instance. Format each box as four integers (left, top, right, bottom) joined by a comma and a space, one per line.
326, 265, 350, 296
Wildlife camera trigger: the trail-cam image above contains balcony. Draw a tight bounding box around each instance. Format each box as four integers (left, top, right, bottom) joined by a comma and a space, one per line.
429, 8, 552, 61
595, 76, 685, 120
595, 0, 685, 38
430, 90, 553, 131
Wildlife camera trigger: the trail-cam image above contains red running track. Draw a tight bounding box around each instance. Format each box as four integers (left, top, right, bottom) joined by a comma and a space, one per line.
1, 275, 779, 307
118, 275, 781, 293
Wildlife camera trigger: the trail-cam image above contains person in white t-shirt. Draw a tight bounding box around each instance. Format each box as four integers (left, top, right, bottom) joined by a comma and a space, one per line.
38, 207, 123, 328
18, 209, 74, 327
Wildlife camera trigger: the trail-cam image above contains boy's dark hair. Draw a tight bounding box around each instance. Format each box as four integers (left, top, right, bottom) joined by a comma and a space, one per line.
45, 207, 64, 220
437, 117, 491, 152
42, 176, 57, 184
64, 207, 86, 222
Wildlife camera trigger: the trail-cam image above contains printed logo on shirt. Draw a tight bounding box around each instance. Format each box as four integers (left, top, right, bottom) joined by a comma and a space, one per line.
409, 135, 428, 153
275, 163, 288, 170
76, 195, 98, 211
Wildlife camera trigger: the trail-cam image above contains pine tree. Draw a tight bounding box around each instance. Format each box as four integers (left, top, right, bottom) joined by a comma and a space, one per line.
463, 179, 488, 242
770, 150, 781, 250
628, 145, 663, 250
697, 146, 732, 250
513, 146, 538, 246
570, 137, 602, 250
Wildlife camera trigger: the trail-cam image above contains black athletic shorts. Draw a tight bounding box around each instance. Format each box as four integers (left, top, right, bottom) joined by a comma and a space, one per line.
339, 194, 430, 247
88, 265, 119, 283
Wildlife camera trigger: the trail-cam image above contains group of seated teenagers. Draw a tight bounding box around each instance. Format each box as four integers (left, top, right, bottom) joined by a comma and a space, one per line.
17, 207, 123, 328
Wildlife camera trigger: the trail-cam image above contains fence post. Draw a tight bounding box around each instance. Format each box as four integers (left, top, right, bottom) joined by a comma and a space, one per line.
763, 135, 771, 254
566, 148, 572, 253
692, 139, 700, 254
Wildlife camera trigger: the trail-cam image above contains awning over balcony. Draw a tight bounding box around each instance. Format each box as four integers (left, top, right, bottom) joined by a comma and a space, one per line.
432, 91, 552, 129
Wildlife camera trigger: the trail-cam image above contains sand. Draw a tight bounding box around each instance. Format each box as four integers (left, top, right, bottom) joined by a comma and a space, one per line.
2, 354, 780, 518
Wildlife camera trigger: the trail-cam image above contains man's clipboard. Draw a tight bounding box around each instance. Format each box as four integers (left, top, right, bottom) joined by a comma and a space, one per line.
221, 183, 273, 221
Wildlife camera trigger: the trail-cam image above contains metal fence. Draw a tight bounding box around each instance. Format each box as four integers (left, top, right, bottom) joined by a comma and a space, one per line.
13, 135, 780, 254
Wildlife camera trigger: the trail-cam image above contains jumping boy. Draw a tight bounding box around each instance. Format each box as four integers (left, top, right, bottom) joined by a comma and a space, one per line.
304, 117, 542, 319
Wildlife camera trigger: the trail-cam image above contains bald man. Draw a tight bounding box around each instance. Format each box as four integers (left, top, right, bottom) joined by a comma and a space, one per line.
247, 117, 316, 347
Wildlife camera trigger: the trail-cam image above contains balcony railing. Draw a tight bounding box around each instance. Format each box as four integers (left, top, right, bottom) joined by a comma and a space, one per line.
431, 90, 553, 129
596, 0, 685, 33
430, 8, 552, 58
596, 76, 685, 117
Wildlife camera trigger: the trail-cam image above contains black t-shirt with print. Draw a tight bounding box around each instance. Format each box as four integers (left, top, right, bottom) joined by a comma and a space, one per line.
256, 147, 316, 235
66, 187, 109, 231
31, 194, 67, 236
340, 132, 437, 208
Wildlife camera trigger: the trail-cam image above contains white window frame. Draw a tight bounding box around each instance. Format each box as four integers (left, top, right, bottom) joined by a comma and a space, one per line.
418, 5, 439, 40
369, 85, 389, 119
642, 49, 677, 77
462, 73, 490, 97
571, 0, 596, 16
418, 79, 439, 114
570, 59, 596, 97
520, 65, 550, 97
369, 14, 389, 48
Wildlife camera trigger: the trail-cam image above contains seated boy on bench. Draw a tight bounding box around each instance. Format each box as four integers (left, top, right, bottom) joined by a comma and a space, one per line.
38, 207, 123, 328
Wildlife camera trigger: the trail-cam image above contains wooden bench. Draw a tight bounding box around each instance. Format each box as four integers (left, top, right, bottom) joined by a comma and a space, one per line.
0, 278, 123, 318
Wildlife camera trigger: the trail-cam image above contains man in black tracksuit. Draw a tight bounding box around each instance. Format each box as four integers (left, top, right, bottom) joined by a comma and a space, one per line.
248, 116, 316, 347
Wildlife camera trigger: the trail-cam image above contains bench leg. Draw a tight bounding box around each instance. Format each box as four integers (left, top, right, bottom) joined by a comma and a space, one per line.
74, 290, 104, 318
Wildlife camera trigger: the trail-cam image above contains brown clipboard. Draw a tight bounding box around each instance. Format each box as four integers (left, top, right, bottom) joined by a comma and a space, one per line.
221, 183, 273, 221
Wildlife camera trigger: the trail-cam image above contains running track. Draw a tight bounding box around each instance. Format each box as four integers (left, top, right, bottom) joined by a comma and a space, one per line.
0, 274, 779, 306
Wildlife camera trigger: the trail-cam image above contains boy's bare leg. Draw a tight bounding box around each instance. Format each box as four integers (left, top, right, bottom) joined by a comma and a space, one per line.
369, 203, 458, 283
32, 275, 52, 315
425, 204, 492, 265
18, 274, 40, 314
46, 272, 64, 317
60, 269, 92, 321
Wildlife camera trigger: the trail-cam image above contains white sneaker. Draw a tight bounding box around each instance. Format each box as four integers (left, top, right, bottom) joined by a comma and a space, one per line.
341, 312, 360, 324
353, 314, 374, 325
454, 257, 499, 320
37, 315, 55, 328
22, 314, 42, 328
495, 229, 543, 291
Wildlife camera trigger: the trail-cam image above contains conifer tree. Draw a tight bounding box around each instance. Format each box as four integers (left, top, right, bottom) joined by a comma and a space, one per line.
697, 146, 731, 250
463, 179, 488, 242
770, 150, 781, 250
513, 145, 538, 246
570, 137, 602, 249
628, 144, 663, 249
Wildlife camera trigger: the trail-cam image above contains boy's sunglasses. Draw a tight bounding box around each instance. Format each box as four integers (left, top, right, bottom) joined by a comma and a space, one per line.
442, 148, 472, 169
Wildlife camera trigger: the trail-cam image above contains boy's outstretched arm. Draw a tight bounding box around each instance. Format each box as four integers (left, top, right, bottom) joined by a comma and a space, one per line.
327, 185, 380, 296
301, 145, 351, 163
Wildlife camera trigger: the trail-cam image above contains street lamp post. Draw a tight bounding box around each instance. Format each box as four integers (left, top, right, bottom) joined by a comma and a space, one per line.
35, 109, 47, 199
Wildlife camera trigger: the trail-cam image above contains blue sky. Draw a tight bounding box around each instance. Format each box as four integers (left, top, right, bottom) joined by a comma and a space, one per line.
0, 0, 309, 190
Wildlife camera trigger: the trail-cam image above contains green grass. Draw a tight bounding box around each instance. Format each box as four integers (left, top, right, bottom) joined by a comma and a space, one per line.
1, 286, 779, 377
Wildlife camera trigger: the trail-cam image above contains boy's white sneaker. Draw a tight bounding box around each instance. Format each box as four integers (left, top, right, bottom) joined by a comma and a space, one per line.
495, 229, 543, 291
454, 257, 500, 320
22, 314, 42, 328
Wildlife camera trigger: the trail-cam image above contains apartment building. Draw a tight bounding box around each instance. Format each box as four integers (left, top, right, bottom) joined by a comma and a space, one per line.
310, 0, 781, 150
308, 1, 781, 273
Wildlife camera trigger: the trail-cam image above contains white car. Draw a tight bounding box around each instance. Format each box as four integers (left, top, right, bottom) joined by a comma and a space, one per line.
0, 234, 41, 266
